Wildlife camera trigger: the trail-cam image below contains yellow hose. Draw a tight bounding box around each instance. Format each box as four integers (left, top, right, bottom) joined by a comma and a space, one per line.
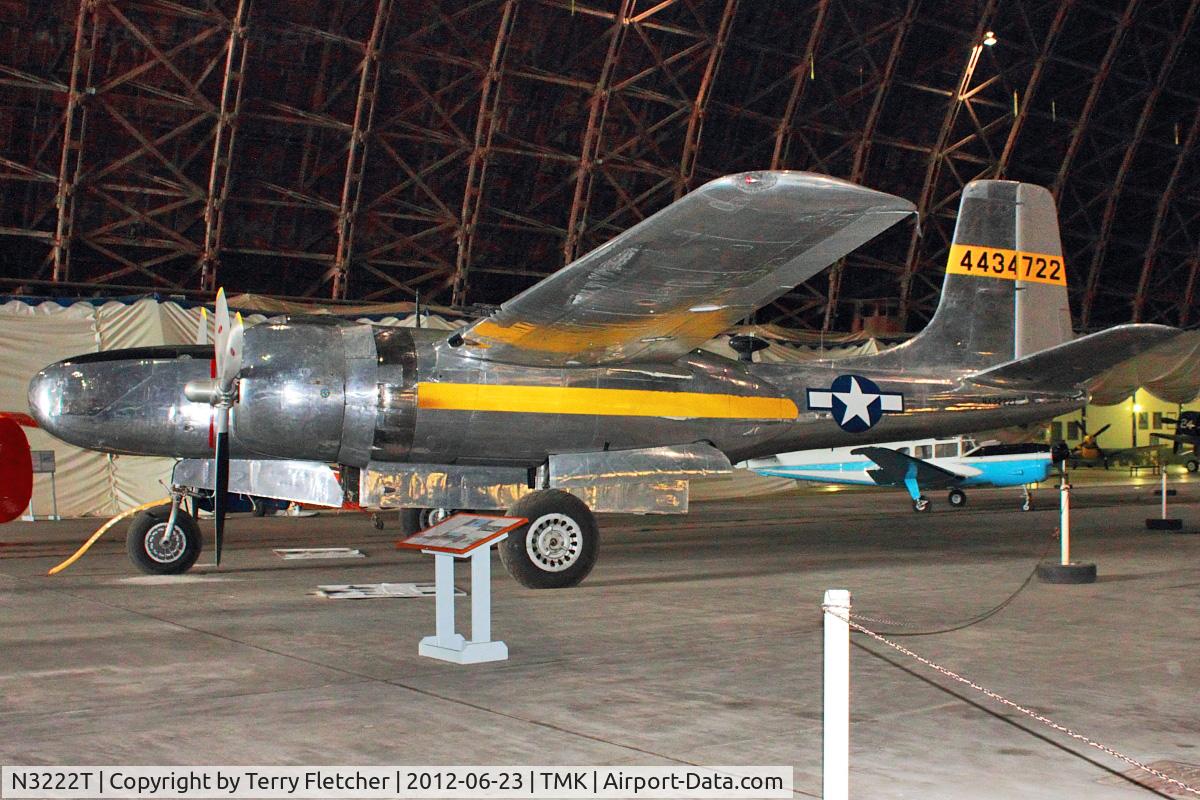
48, 497, 171, 576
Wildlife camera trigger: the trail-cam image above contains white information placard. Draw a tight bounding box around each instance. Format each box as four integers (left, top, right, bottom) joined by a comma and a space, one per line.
397, 513, 526, 556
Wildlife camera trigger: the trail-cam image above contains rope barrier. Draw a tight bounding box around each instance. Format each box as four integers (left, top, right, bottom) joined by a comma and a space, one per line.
832, 608, 1200, 797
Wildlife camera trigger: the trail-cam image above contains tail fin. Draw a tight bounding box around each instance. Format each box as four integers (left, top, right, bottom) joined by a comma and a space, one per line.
900, 180, 1073, 371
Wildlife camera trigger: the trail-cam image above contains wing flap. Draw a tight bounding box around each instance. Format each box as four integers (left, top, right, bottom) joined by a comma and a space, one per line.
454, 172, 914, 367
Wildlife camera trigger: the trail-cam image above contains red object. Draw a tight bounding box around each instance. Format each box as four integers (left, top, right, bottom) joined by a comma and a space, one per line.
0, 416, 33, 523
0, 412, 38, 428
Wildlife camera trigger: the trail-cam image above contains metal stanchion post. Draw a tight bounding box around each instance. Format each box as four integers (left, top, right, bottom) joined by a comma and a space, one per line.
1147, 466, 1183, 530
823, 589, 850, 800
1060, 472, 1070, 565
1038, 467, 1097, 583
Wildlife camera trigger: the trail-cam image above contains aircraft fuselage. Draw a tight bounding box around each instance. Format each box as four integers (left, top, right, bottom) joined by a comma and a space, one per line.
29, 322, 1083, 468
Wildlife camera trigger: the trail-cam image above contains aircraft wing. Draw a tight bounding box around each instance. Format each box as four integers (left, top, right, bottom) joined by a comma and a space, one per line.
849, 446, 963, 490
452, 172, 914, 367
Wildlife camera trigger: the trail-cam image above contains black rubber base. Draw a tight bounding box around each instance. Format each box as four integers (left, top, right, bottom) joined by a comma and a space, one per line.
1037, 562, 1098, 584
1146, 517, 1184, 531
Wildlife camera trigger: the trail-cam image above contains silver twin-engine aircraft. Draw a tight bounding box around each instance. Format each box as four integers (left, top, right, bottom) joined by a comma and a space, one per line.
27, 172, 1184, 587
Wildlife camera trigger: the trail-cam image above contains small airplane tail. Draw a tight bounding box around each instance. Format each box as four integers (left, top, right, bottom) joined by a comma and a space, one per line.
897, 180, 1073, 372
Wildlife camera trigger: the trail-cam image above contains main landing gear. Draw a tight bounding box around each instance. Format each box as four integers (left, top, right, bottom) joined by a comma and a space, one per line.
501, 490, 600, 589
947, 488, 967, 508
396, 491, 602, 589
912, 495, 931, 512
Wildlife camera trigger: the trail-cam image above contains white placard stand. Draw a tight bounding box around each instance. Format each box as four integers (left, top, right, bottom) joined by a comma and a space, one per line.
418, 535, 509, 664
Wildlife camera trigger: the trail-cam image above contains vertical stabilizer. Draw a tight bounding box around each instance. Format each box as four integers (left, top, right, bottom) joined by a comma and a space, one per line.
897, 180, 1073, 371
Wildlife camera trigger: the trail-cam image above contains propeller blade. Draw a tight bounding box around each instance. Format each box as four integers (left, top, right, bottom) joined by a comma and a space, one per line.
214, 288, 230, 360
1162, 417, 1178, 426
1078, 418, 1088, 436
218, 312, 244, 392
1093, 423, 1112, 438
195, 307, 208, 346
213, 407, 230, 567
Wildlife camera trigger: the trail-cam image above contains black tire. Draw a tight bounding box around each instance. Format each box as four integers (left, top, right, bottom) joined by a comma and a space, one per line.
251, 498, 268, 517
398, 507, 457, 536
500, 490, 599, 589
126, 506, 202, 575
947, 488, 967, 507
912, 495, 931, 513
1036, 561, 1097, 584
1187, 459, 1199, 474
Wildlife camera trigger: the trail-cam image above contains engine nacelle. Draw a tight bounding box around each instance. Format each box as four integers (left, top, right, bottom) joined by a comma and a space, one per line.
29, 324, 418, 467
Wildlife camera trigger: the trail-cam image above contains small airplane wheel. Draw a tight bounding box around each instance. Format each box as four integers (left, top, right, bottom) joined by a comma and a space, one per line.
371, 512, 385, 531
501, 490, 599, 589
947, 488, 967, 508
126, 506, 202, 575
912, 496, 931, 513
1188, 459, 1199, 474
1021, 498, 1033, 512
398, 507, 457, 536
250, 498, 268, 517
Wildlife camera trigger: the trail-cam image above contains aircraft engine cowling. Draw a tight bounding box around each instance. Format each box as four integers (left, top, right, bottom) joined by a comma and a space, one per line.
235, 323, 416, 467
28, 323, 418, 466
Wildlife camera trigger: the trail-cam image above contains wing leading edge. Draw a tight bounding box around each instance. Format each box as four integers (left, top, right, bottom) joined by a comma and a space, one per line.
451, 171, 914, 367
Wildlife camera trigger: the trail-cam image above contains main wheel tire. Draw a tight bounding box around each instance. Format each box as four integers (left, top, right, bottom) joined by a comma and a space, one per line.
126, 506, 202, 575
500, 490, 599, 589
947, 488, 967, 507
1021, 498, 1034, 512
912, 495, 931, 513
1187, 459, 1199, 474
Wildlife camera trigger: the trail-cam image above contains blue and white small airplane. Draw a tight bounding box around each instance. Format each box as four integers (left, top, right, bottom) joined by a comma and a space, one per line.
743, 436, 1058, 512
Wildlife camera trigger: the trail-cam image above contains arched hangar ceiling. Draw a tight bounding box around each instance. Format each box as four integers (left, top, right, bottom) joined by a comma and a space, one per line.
1, 0, 1198, 332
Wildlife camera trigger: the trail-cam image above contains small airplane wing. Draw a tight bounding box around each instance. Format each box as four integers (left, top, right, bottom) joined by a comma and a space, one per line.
451, 172, 914, 367
850, 446, 963, 490
967, 324, 1182, 391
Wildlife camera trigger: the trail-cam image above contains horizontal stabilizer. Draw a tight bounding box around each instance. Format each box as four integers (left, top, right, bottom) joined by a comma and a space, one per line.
849, 446, 963, 490
967, 324, 1180, 393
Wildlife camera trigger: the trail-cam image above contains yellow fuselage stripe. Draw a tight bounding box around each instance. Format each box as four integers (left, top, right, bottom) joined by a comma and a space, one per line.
417, 382, 798, 420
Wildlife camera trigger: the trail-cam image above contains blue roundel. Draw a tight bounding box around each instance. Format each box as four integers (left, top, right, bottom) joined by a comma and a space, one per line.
830, 374, 883, 433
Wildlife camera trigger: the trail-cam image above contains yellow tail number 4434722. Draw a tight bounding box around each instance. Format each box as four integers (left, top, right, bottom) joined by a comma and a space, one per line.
946, 243, 1067, 287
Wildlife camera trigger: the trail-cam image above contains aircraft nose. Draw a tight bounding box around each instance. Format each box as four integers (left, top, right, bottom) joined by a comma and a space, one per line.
27, 346, 215, 457
27, 362, 68, 433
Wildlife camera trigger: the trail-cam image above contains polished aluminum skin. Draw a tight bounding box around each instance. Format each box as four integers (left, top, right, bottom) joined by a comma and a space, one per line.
27, 173, 1185, 514
173, 458, 344, 508
360, 444, 732, 512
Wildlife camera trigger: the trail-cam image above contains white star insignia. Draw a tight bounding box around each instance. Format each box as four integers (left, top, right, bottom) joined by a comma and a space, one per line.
833, 376, 878, 427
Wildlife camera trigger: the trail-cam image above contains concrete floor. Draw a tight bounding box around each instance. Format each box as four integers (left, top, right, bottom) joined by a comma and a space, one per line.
2, 470, 1199, 799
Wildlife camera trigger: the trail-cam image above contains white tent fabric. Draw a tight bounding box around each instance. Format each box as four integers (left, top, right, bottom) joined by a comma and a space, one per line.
3, 296, 1198, 516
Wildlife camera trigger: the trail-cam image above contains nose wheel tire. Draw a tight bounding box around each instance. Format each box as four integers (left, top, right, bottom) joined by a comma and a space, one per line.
912, 495, 931, 513
947, 488, 967, 507
501, 489, 599, 589
1187, 459, 1199, 473
127, 506, 202, 575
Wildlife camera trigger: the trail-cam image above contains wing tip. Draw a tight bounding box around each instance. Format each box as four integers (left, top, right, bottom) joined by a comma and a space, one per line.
701, 171, 915, 214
